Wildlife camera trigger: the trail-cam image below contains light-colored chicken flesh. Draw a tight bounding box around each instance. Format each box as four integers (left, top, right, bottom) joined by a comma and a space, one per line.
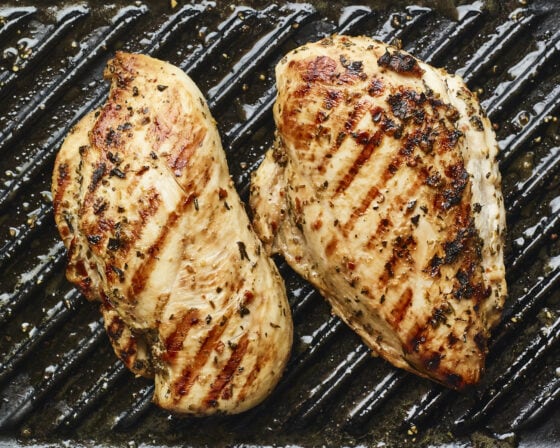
251, 35, 507, 388
52, 52, 292, 414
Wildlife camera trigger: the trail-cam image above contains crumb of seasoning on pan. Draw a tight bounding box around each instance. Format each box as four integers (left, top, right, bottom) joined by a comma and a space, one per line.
170, 0, 178, 8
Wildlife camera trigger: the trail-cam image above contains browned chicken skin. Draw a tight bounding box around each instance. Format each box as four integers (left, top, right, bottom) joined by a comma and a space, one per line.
251, 36, 507, 389
52, 52, 292, 414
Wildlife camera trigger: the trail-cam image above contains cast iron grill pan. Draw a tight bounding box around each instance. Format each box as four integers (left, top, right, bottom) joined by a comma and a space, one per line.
0, 1, 559, 446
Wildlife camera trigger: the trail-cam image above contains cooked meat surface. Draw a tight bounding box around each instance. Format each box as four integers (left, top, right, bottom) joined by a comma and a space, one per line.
52, 52, 292, 414
250, 35, 506, 389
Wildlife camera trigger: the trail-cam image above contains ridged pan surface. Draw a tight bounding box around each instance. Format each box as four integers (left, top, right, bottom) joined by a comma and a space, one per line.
0, 1, 559, 447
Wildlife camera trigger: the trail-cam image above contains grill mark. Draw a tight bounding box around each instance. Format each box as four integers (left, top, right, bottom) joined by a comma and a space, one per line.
151, 291, 170, 329
129, 208, 182, 297
152, 115, 172, 144
203, 333, 250, 407
341, 185, 380, 235
366, 174, 423, 288
390, 287, 413, 328
172, 314, 230, 403
364, 171, 424, 250
85, 174, 159, 256
365, 216, 392, 250
321, 100, 369, 165
166, 122, 207, 177
377, 49, 424, 77
404, 317, 475, 389
127, 175, 207, 302
378, 235, 417, 289
323, 89, 342, 110
237, 352, 268, 403
404, 312, 467, 383
112, 188, 161, 261
449, 218, 489, 305
381, 156, 402, 183
405, 322, 429, 354
91, 99, 131, 153
80, 155, 111, 220
137, 188, 161, 224
334, 130, 382, 195
315, 90, 343, 125
292, 55, 338, 99
163, 308, 201, 362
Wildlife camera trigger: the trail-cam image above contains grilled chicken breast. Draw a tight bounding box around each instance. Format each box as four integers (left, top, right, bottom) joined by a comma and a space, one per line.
251, 36, 506, 389
52, 52, 292, 414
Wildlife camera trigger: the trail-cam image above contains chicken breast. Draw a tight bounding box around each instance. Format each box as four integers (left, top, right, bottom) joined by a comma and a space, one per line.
250, 35, 506, 389
52, 52, 292, 414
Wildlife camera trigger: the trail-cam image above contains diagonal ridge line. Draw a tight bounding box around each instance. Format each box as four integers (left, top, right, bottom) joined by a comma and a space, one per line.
343, 370, 407, 433
52, 360, 128, 432
453, 315, 560, 429
458, 10, 538, 83
0, 5, 147, 154
411, 2, 483, 64
483, 28, 560, 119
142, 3, 207, 56
0, 7, 36, 41
0, 289, 82, 385
505, 146, 560, 215
0, 318, 105, 430
511, 377, 560, 430
111, 385, 155, 431
285, 344, 370, 427
374, 6, 432, 43
180, 6, 259, 74
0, 240, 67, 326
0, 6, 90, 99
207, 4, 316, 110
498, 84, 560, 168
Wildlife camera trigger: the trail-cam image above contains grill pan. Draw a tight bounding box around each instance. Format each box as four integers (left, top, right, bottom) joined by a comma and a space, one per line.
0, 1, 559, 446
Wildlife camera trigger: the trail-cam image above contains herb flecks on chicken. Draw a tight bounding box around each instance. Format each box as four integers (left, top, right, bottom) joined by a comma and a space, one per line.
250, 36, 506, 389
52, 52, 292, 414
